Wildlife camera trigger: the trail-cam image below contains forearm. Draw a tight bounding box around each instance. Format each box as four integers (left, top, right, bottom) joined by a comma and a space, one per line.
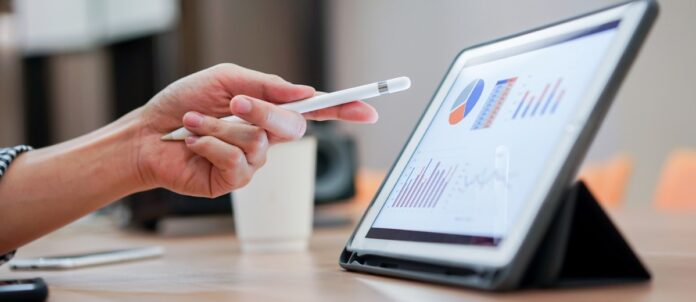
0, 108, 150, 254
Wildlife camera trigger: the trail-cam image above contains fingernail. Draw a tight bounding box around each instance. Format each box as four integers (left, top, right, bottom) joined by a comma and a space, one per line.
231, 97, 252, 114
183, 112, 204, 128
185, 136, 199, 145
297, 84, 315, 91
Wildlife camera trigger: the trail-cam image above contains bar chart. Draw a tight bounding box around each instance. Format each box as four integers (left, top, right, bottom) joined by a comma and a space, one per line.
512, 78, 565, 120
471, 77, 517, 130
391, 159, 457, 208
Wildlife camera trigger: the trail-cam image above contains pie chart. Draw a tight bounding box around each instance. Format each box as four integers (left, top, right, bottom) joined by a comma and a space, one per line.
449, 79, 484, 125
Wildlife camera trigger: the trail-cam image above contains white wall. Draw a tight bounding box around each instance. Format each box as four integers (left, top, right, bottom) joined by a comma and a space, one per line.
327, 0, 696, 205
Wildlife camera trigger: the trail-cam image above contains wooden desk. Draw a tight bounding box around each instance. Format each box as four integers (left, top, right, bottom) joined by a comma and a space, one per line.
2, 207, 696, 301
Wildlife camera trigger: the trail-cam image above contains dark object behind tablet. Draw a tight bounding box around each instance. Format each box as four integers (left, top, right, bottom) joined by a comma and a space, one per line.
0, 278, 48, 302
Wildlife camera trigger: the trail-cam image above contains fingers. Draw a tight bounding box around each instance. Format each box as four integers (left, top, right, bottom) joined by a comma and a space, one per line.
229, 95, 307, 143
184, 136, 251, 177
211, 63, 315, 103
182, 112, 268, 166
303, 100, 379, 123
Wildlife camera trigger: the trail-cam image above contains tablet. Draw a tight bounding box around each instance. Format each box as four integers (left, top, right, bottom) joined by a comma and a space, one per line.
342, 0, 657, 289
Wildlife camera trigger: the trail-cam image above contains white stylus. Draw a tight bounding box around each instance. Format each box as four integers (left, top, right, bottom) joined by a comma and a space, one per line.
161, 76, 411, 141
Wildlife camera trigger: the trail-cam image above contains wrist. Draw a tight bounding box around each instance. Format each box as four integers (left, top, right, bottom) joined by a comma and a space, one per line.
121, 107, 157, 193
99, 107, 155, 195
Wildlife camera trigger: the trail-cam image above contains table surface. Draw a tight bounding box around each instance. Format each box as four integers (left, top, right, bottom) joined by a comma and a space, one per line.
2, 204, 696, 302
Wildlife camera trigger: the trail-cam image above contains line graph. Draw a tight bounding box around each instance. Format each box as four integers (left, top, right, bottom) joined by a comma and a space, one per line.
455, 168, 509, 192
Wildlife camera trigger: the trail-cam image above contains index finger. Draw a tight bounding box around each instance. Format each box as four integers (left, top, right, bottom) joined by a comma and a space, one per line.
303, 100, 379, 124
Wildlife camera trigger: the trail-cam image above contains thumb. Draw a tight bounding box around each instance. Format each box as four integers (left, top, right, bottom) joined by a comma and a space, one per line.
212, 64, 316, 104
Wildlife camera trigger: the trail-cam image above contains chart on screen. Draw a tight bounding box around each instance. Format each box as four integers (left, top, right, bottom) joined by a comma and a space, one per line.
511, 77, 566, 120
390, 159, 457, 208
384, 146, 513, 235
471, 77, 517, 130
448, 79, 485, 125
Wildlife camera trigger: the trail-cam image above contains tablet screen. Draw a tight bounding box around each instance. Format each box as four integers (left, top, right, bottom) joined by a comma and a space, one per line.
368, 20, 620, 246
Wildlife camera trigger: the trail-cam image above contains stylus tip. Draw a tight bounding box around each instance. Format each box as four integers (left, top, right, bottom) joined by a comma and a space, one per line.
387, 77, 412, 93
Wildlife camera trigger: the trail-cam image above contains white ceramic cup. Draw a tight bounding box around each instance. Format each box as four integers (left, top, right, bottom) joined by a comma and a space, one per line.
232, 136, 316, 253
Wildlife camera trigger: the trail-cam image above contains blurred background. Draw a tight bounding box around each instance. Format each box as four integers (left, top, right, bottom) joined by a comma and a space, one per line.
0, 0, 694, 225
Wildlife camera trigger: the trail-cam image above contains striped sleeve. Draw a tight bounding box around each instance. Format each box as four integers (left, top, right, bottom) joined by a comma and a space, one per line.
0, 145, 32, 177
0, 145, 33, 266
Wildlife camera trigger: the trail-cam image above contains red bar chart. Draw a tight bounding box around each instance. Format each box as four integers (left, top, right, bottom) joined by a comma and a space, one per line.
512, 78, 565, 120
391, 160, 457, 208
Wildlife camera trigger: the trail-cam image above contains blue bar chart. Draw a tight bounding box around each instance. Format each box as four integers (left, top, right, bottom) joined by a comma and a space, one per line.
391, 160, 457, 208
471, 77, 517, 130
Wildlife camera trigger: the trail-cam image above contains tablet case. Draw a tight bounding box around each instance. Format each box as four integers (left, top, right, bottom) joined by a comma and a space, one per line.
339, 181, 651, 290
520, 181, 650, 287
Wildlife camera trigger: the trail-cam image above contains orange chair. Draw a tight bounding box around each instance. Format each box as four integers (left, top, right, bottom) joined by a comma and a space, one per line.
578, 154, 633, 208
654, 150, 696, 211
354, 169, 386, 206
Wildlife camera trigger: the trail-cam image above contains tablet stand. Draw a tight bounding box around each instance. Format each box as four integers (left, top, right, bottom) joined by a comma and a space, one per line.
521, 181, 650, 287
340, 181, 651, 290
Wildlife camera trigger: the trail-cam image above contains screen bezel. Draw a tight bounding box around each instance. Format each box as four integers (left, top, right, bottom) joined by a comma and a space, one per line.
348, 1, 651, 269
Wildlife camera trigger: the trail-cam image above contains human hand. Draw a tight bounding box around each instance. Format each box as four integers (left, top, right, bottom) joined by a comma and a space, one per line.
132, 64, 378, 197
